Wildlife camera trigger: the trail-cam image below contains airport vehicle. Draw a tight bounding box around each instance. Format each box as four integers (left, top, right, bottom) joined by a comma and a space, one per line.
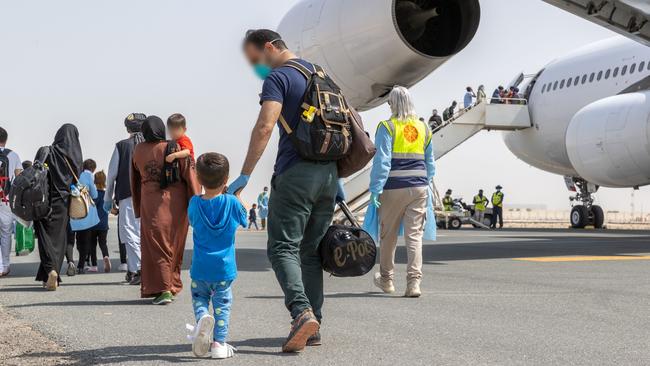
279, 0, 650, 229
436, 198, 492, 230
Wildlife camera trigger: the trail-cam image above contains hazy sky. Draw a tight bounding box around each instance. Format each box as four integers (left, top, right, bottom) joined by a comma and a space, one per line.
1, 0, 647, 212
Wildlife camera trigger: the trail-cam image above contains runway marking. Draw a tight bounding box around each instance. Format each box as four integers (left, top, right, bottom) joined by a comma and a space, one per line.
514, 255, 650, 262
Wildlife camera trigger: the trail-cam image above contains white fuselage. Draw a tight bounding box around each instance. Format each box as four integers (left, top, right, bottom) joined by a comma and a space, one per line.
504, 36, 650, 179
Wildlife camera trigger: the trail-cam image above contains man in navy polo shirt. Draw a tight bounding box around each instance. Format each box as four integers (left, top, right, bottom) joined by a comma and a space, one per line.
228, 29, 341, 353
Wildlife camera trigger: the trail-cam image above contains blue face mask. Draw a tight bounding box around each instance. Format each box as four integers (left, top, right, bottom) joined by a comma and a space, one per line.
254, 64, 272, 80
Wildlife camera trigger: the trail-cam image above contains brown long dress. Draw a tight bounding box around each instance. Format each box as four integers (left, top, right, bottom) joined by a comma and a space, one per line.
131, 141, 200, 298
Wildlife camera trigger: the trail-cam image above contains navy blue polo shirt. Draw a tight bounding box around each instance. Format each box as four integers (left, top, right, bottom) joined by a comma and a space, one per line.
259, 58, 313, 175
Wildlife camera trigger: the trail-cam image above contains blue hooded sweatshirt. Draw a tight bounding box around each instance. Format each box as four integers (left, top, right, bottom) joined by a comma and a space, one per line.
188, 194, 247, 282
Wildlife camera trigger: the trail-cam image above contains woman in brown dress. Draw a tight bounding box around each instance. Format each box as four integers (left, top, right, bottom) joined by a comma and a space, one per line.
131, 116, 200, 304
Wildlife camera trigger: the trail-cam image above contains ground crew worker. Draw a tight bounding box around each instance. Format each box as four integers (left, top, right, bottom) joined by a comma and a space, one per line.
473, 189, 489, 225
442, 189, 454, 211
368, 86, 435, 298
491, 185, 504, 229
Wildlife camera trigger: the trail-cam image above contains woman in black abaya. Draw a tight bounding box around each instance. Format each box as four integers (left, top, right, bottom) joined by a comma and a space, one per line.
35, 124, 83, 290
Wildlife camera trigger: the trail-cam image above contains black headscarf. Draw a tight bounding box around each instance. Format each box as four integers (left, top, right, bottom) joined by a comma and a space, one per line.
141, 116, 180, 188
40, 124, 83, 199
142, 116, 166, 143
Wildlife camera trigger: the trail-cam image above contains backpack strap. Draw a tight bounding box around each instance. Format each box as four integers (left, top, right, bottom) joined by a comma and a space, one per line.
277, 60, 318, 135
283, 59, 315, 80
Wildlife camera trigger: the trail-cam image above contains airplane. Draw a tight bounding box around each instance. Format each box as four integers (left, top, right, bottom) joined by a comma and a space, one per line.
276, 0, 650, 229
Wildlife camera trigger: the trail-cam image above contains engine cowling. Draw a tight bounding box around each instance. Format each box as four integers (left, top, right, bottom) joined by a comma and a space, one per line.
566, 92, 650, 188
278, 0, 480, 111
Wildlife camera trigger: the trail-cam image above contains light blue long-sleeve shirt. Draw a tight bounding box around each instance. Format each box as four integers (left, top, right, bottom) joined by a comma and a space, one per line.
70, 170, 100, 231
369, 123, 436, 194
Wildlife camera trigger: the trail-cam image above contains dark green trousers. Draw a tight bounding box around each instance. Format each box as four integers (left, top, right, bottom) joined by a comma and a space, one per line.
267, 161, 338, 321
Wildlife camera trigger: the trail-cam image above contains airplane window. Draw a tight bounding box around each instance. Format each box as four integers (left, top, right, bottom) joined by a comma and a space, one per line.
647, 61, 650, 71
553, 81, 558, 90
574, 76, 579, 86
605, 69, 611, 79
542, 84, 546, 93
640, 61, 645, 71
560, 79, 565, 89
582, 75, 587, 84
566, 77, 572, 88
613, 67, 619, 77
622, 65, 628, 75
589, 73, 595, 82
597, 71, 603, 81
631, 63, 637, 74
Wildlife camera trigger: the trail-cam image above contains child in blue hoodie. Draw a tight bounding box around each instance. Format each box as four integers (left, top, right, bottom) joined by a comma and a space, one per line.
187, 152, 247, 359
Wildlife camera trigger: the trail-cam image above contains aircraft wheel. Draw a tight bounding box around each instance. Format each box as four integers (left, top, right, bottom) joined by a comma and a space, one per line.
448, 217, 462, 230
570, 205, 589, 229
591, 205, 605, 229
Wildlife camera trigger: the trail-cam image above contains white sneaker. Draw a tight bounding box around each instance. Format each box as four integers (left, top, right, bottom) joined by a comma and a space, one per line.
373, 273, 395, 294
118, 263, 128, 272
187, 314, 214, 357
211, 342, 237, 359
405, 280, 422, 298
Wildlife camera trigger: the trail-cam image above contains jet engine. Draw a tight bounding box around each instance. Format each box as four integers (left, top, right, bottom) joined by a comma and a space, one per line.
278, 0, 480, 111
566, 91, 650, 188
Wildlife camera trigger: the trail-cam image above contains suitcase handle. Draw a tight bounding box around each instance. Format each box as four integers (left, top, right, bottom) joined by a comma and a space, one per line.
337, 200, 360, 228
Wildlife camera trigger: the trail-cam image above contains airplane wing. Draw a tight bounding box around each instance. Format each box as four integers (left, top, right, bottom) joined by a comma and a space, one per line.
543, 0, 650, 47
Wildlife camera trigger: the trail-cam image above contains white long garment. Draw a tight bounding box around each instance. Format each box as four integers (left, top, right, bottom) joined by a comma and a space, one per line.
0, 208, 13, 273
0, 148, 21, 273
118, 197, 141, 272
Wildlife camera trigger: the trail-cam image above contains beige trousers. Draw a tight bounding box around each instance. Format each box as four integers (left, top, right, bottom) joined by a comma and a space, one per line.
378, 186, 428, 282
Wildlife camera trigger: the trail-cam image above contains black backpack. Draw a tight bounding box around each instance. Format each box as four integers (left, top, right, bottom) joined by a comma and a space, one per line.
319, 201, 376, 277
279, 60, 352, 161
0, 148, 12, 202
9, 149, 51, 222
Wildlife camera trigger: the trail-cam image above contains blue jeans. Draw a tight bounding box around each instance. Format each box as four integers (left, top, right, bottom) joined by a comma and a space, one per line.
191, 279, 233, 343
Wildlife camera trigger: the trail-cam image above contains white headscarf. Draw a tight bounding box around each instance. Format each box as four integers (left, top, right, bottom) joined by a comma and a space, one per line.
388, 86, 418, 121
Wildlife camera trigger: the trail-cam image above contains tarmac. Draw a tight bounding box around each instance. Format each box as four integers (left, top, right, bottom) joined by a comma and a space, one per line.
1, 226, 649, 366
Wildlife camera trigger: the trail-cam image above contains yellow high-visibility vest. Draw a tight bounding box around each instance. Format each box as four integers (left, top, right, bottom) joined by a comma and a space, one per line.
442, 196, 453, 211
473, 195, 488, 211
380, 117, 431, 158
492, 192, 504, 207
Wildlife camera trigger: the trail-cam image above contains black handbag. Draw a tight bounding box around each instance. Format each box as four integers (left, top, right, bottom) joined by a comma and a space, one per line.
319, 201, 376, 277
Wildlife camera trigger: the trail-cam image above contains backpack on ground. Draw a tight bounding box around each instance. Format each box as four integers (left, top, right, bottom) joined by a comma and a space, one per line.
9, 149, 51, 222
279, 60, 352, 162
319, 201, 376, 277
0, 148, 13, 202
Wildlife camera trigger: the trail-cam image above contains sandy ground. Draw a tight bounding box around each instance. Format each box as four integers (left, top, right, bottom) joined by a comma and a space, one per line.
0, 306, 70, 366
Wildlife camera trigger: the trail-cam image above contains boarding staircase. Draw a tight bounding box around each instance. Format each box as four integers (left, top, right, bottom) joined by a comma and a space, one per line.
336, 101, 532, 222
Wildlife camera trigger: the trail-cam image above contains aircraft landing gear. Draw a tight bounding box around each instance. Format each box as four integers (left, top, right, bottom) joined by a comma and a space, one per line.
568, 178, 604, 229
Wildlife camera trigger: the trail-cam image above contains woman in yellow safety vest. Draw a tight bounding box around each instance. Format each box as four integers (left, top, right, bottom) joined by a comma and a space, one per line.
362, 86, 436, 298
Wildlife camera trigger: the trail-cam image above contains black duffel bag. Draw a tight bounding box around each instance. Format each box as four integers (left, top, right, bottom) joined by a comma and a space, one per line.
319, 201, 376, 277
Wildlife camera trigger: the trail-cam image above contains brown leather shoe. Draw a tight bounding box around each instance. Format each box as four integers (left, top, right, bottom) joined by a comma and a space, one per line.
282, 309, 320, 353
